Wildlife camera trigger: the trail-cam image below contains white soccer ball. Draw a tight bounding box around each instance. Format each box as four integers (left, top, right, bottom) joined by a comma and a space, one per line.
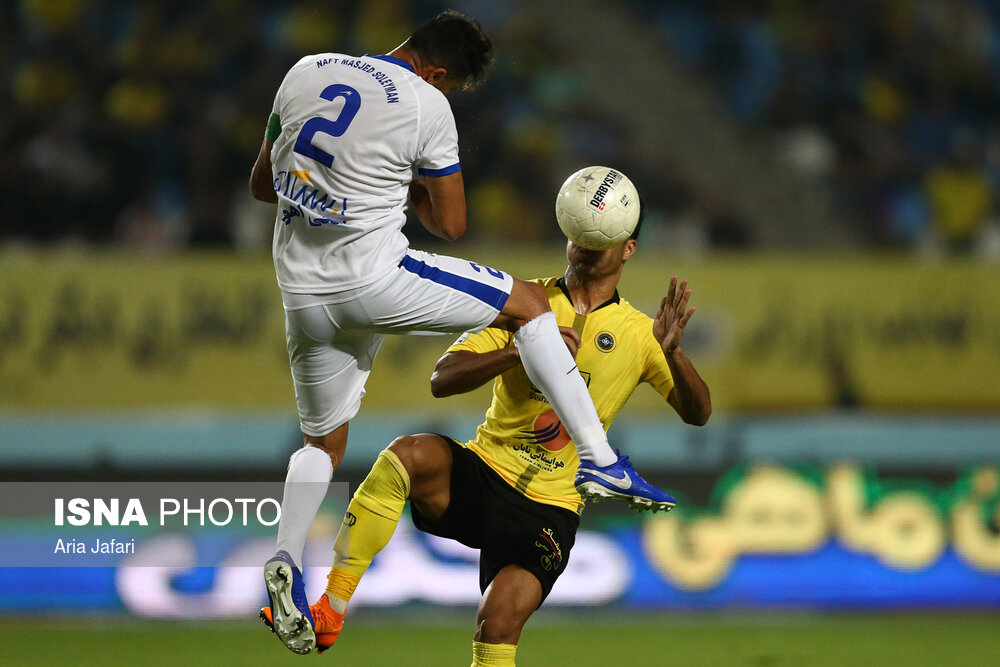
555, 166, 640, 250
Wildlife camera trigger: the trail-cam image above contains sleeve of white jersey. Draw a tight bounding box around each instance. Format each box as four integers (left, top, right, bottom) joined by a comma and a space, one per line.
414, 94, 461, 178
270, 55, 315, 125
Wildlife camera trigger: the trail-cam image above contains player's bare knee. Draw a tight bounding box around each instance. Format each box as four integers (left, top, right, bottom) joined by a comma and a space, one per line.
388, 434, 450, 489
386, 435, 421, 472
386, 434, 440, 481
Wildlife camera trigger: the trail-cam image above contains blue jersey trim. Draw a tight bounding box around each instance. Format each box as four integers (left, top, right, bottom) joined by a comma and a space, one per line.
398, 254, 510, 311
370, 54, 415, 73
417, 163, 462, 178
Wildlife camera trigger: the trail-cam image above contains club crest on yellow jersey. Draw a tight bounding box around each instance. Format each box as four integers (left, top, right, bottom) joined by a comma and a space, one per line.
595, 331, 616, 352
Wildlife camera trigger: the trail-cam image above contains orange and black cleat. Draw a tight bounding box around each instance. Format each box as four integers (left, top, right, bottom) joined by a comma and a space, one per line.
261, 595, 345, 655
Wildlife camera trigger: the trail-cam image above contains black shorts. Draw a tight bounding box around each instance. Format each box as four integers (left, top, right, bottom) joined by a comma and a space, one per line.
410, 436, 580, 602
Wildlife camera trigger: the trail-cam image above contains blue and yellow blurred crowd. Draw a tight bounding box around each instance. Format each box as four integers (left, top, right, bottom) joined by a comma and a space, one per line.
3, 0, 999, 252
638, 0, 1000, 250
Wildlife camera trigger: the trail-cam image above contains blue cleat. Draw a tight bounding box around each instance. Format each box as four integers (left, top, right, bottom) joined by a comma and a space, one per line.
575, 451, 676, 512
262, 550, 316, 655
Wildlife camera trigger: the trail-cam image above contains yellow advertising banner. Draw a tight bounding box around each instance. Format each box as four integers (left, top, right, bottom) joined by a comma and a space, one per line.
1, 249, 998, 412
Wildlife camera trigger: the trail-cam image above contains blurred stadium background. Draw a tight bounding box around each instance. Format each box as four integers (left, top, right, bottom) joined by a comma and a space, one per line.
2, 0, 999, 664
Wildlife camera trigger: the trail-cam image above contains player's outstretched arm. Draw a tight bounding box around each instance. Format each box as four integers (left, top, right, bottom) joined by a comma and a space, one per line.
250, 138, 278, 203
408, 172, 466, 241
654, 275, 712, 425
430, 348, 520, 397
431, 326, 580, 398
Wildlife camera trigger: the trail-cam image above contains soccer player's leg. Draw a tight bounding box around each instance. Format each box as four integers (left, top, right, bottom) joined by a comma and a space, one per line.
471, 566, 541, 666
470, 466, 580, 666
263, 423, 349, 654
494, 280, 676, 511
263, 304, 385, 654
265, 433, 455, 654
325, 433, 453, 612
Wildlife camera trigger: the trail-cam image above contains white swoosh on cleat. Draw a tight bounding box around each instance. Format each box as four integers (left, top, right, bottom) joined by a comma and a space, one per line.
585, 469, 633, 490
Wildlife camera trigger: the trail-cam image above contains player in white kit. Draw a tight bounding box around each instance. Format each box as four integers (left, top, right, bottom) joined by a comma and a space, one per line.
249, 11, 675, 654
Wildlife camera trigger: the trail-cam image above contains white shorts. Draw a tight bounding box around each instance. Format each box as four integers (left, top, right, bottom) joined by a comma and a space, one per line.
282, 249, 514, 436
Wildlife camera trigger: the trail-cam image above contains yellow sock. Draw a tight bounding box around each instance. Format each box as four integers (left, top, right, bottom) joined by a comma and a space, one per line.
326, 449, 410, 609
471, 642, 517, 666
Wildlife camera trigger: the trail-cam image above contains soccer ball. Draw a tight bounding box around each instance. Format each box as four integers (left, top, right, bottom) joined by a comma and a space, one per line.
554, 166, 640, 250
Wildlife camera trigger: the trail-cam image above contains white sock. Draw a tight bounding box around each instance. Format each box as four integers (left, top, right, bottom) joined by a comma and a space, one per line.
274, 445, 334, 568
514, 312, 617, 466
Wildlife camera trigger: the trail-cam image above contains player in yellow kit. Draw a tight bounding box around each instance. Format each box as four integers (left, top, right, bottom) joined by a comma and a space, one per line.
262, 206, 711, 664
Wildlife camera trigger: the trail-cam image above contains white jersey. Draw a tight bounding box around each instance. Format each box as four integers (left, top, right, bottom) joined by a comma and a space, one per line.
267, 53, 461, 293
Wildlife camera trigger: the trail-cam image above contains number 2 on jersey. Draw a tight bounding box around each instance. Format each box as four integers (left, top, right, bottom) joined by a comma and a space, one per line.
293, 84, 361, 167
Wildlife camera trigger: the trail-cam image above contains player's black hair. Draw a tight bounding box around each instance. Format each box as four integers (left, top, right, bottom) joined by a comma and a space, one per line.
629, 203, 644, 241
408, 10, 494, 90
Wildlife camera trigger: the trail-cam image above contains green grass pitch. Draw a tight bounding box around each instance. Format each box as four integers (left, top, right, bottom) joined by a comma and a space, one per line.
4, 610, 998, 666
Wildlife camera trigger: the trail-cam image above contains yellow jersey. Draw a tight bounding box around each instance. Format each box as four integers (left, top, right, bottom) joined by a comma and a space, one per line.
446, 276, 675, 513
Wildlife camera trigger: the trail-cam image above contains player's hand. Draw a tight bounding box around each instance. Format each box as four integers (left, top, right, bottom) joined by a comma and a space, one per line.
654, 275, 695, 356
559, 326, 581, 358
